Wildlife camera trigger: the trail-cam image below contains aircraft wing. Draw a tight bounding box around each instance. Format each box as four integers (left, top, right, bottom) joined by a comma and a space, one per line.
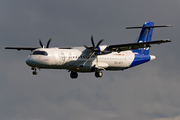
5, 47, 38, 51
5, 47, 72, 51
106, 39, 171, 52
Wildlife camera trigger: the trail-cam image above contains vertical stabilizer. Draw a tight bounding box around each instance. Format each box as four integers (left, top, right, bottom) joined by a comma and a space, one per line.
132, 22, 154, 55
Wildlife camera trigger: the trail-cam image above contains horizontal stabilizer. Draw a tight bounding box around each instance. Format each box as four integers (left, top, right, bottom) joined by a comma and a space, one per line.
126, 25, 172, 29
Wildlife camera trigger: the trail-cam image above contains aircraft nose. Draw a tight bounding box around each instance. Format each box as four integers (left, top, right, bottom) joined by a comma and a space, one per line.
26, 56, 34, 66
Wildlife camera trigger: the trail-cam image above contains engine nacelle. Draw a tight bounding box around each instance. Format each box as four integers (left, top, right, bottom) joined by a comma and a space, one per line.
98, 45, 111, 54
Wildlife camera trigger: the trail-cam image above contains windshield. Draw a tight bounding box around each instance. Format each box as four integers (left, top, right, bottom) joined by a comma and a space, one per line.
32, 51, 48, 56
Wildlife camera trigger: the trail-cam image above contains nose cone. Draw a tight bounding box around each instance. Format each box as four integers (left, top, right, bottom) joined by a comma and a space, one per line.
150, 55, 156, 61
26, 56, 35, 66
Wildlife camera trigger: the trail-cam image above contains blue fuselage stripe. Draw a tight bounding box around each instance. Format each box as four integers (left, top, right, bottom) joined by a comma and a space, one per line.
130, 54, 150, 67
98, 47, 100, 54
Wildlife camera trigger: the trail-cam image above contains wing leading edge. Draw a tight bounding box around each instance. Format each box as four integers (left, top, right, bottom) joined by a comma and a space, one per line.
106, 39, 171, 52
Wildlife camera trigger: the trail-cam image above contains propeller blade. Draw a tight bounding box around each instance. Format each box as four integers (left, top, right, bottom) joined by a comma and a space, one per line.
84, 36, 104, 54
83, 45, 89, 49
46, 38, 52, 48
91, 35, 95, 48
96, 39, 104, 48
39, 39, 43, 48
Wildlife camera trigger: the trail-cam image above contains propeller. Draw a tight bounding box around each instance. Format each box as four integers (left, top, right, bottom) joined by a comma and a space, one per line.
39, 38, 52, 48
84, 35, 104, 54
80, 35, 104, 68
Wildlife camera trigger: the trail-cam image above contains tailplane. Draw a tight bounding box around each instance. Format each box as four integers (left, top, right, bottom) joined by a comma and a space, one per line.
132, 21, 154, 55
126, 21, 172, 55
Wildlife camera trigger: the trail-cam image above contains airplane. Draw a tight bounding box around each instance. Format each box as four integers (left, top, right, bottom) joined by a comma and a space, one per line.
5, 21, 172, 79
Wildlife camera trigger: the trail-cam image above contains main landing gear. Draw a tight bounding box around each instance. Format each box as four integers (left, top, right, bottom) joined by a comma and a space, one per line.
95, 70, 103, 78
70, 71, 78, 79
31, 67, 38, 75
69, 70, 103, 79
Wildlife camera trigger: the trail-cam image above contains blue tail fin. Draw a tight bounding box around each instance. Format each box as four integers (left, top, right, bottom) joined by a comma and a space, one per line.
133, 22, 154, 55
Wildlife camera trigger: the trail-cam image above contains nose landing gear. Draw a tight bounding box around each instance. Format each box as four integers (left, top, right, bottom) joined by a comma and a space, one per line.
31, 67, 38, 75
32, 71, 38, 75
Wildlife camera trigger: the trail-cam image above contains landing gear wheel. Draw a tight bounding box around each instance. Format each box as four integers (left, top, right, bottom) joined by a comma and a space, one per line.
70, 71, 78, 79
32, 67, 38, 75
95, 71, 103, 78
32, 71, 38, 75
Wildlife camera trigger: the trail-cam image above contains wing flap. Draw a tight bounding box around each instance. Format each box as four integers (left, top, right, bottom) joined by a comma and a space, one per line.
107, 39, 171, 52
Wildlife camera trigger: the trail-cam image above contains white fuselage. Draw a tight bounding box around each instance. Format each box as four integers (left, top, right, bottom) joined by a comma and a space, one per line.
26, 47, 138, 72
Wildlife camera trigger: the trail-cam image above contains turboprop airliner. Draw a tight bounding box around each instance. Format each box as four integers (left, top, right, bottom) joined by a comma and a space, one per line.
5, 22, 172, 79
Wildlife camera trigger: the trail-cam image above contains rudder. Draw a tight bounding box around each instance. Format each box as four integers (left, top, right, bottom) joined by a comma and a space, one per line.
133, 22, 154, 55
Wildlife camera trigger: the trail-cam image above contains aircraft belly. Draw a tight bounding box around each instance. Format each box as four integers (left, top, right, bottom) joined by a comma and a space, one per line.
71, 61, 94, 72
46, 60, 93, 72
106, 67, 125, 70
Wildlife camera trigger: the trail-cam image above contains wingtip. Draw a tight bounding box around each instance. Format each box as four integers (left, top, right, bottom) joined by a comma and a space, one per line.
165, 39, 172, 42
166, 25, 173, 27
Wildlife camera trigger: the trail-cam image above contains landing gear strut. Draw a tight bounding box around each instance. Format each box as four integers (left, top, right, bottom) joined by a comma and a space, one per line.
31, 67, 38, 75
95, 71, 103, 78
70, 71, 78, 79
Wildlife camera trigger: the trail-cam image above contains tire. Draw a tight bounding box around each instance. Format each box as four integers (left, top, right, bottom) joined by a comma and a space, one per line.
95, 71, 103, 78
32, 71, 37, 75
70, 71, 78, 79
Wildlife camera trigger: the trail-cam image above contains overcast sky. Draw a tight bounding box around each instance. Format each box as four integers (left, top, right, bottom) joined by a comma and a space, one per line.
0, 0, 179, 120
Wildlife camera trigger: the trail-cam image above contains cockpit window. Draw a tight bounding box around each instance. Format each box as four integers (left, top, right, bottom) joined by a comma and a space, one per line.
32, 51, 48, 56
